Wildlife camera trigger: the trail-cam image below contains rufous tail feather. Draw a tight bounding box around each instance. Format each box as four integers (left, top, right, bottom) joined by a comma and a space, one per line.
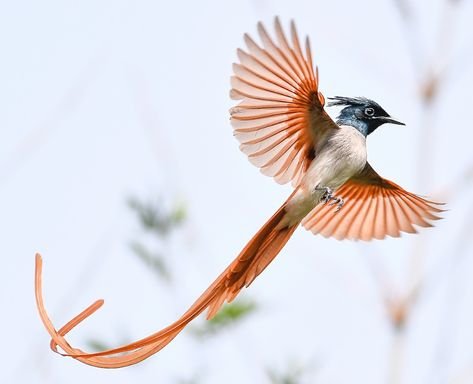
35, 192, 299, 368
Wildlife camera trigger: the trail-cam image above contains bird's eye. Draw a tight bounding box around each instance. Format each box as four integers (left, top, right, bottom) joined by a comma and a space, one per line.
365, 107, 375, 117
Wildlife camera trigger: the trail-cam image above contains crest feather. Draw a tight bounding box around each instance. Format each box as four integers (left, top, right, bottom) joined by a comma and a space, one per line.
327, 96, 378, 108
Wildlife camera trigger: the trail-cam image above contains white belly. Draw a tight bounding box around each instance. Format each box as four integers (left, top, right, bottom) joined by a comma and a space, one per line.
281, 126, 367, 226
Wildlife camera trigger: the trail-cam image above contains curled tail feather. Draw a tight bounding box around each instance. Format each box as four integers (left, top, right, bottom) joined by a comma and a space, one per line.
35, 193, 299, 368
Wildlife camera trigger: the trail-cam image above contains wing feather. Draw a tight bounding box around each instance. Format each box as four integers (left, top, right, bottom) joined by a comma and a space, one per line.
390, 192, 416, 234
384, 188, 401, 238
302, 163, 443, 240
231, 18, 338, 186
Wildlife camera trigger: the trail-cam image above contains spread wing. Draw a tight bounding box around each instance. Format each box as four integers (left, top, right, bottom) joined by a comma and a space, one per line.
302, 163, 444, 240
230, 17, 339, 187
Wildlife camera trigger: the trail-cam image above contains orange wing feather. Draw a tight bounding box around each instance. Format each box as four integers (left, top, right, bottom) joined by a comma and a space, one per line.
302, 163, 444, 240
230, 17, 337, 186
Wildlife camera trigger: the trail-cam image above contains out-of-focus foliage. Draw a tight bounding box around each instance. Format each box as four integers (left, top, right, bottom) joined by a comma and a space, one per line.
128, 196, 186, 282
85, 196, 185, 350
128, 197, 186, 236
86, 339, 111, 352
129, 240, 170, 281
128, 196, 259, 381
267, 362, 312, 384
86, 336, 132, 353
191, 299, 257, 337
88, 195, 258, 379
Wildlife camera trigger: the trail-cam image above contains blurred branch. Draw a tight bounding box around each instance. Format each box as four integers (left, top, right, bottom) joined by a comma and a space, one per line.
0, 48, 107, 186
428, 199, 473, 382
383, 279, 420, 384
382, 3, 466, 382
129, 241, 170, 282
435, 161, 473, 201
128, 69, 182, 189
394, 0, 454, 324
393, 0, 423, 75
393, 0, 410, 21
388, 331, 406, 384
409, 182, 473, 304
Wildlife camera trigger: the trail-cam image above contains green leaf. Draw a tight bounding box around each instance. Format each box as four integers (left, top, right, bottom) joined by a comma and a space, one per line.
170, 200, 187, 225
86, 339, 111, 352
191, 299, 257, 337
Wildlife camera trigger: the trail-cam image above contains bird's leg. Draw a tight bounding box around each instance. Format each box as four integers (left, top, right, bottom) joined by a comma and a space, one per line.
314, 186, 345, 212
314, 186, 333, 203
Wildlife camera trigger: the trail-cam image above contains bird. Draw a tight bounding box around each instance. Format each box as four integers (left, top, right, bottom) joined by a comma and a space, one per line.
35, 17, 443, 368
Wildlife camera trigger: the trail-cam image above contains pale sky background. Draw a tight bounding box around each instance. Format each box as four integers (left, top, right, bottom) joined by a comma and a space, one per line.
1, 0, 473, 383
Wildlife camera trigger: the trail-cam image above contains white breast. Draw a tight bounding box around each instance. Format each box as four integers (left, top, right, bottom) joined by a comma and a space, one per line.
304, 125, 367, 189
282, 126, 367, 226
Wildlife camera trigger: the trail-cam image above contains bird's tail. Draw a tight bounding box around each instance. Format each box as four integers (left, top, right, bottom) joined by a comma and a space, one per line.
35, 192, 299, 368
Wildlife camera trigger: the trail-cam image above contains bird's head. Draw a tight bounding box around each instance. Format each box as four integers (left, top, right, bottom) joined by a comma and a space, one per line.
327, 96, 405, 137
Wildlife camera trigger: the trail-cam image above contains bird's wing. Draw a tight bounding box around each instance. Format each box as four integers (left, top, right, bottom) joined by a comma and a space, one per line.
230, 17, 339, 187
302, 163, 444, 240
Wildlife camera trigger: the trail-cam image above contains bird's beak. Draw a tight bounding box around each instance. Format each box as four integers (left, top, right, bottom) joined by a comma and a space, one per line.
376, 116, 405, 126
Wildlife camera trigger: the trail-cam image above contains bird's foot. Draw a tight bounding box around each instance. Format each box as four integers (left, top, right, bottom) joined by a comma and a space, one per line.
314, 186, 344, 212
320, 187, 333, 204
329, 196, 345, 212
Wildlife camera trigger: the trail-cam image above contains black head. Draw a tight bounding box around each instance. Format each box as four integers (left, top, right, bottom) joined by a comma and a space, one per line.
327, 96, 405, 137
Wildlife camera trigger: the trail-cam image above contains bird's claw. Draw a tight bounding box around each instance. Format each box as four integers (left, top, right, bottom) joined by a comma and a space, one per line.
329, 196, 345, 212
315, 186, 344, 212
320, 187, 333, 204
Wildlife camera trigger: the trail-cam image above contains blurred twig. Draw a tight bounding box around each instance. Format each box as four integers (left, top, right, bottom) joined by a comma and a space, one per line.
385, 1, 465, 383
129, 241, 170, 282
0, 48, 108, 186
429, 200, 473, 383
435, 161, 473, 202
128, 69, 182, 189
393, 0, 423, 75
